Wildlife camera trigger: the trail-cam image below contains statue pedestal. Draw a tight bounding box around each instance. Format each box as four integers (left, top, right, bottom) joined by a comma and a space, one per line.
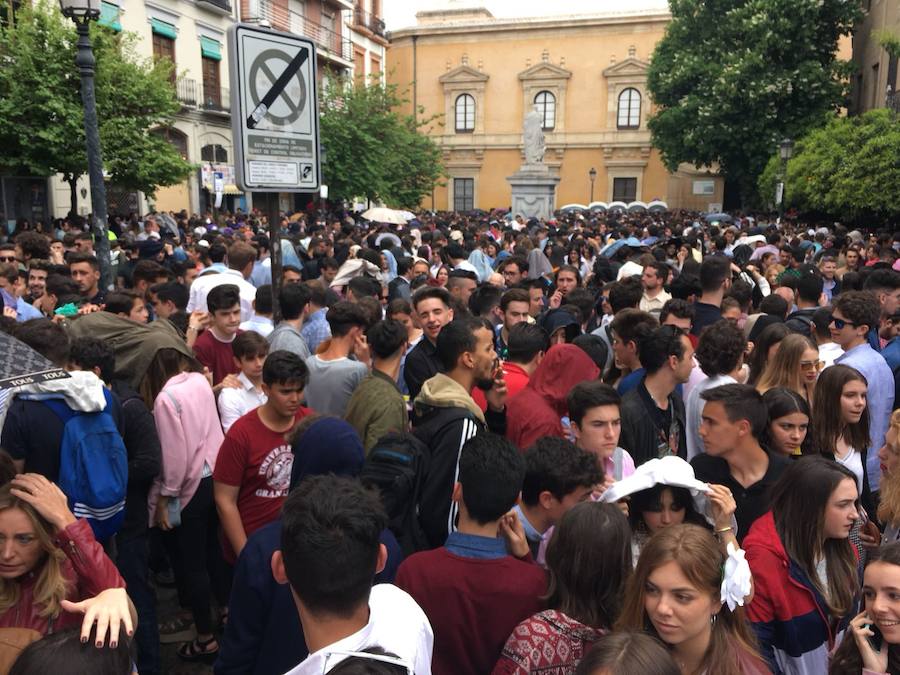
507, 164, 560, 221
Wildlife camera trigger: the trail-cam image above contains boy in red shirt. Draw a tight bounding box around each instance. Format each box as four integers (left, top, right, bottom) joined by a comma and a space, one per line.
395, 432, 546, 675
213, 350, 312, 563
193, 283, 242, 387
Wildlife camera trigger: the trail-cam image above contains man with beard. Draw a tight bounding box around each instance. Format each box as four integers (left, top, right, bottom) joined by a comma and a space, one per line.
412, 317, 508, 549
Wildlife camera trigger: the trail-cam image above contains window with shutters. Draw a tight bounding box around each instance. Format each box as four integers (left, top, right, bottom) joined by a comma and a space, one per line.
453, 178, 474, 211
613, 177, 637, 202
152, 33, 176, 83
202, 57, 221, 109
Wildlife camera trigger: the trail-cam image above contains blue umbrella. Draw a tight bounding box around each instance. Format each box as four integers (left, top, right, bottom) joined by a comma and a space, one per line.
600, 237, 644, 258
704, 213, 733, 223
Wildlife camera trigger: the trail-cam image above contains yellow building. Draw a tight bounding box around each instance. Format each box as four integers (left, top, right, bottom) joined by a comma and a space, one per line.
850, 0, 899, 115
386, 6, 724, 213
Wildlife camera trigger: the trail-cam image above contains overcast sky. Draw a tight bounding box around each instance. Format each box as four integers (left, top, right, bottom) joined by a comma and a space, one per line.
384, 0, 670, 31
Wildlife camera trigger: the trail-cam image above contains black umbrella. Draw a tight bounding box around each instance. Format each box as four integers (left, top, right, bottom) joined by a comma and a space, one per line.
0, 332, 70, 390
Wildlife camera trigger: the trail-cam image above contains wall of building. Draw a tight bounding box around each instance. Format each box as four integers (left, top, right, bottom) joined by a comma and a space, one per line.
851, 0, 900, 115
386, 8, 727, 212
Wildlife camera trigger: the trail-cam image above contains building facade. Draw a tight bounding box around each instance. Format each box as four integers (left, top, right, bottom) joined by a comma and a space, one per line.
386, 6, 724, 213
850, 0, 900, 115
34, 0, 384, 221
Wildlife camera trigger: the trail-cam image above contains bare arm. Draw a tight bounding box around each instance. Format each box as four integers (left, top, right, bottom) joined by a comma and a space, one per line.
214, 481, 247, 558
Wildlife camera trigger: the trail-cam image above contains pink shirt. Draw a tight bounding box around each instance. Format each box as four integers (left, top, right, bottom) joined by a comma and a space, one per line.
148, 371, 224, 524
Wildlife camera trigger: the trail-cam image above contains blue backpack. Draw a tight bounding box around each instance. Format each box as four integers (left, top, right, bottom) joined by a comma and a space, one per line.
43, 389, 128, 541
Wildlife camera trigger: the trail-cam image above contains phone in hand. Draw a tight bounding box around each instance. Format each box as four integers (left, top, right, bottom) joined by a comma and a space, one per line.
866, 620, 884, 652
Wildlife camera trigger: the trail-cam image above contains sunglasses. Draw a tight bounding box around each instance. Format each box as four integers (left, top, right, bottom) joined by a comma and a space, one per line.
830, 316, 859, 330
0, 256, 17, 263
800, 360, 823, 371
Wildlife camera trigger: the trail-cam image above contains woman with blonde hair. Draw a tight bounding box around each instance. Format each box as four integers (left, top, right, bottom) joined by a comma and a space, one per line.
616, 524, 765, 675
755, 333, 820, 406
0, 475, 128, 638
875, 409, 900, 545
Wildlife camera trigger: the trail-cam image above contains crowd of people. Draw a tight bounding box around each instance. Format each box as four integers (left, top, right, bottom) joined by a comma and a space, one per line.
0, 208, 897, 675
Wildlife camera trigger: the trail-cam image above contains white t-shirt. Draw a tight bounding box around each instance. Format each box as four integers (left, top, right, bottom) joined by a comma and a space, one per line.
835, 446, 865, 497
282, 583, 434, 675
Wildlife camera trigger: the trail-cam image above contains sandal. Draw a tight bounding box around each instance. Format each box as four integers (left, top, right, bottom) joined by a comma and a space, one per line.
177, 636, 219, 663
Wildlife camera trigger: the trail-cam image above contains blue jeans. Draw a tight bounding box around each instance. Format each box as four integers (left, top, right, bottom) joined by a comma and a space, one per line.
117, 530, 160, 675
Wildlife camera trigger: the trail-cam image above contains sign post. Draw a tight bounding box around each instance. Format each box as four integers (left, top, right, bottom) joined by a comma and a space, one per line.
228, 23, 320, 320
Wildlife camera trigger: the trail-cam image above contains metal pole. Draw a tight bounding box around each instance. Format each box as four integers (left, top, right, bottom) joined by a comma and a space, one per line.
74, 20, 112, 291
590, 178, 595, 204
266, 193, 283, 322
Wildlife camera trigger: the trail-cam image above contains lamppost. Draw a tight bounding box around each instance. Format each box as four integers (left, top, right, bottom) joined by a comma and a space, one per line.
778, 137, 794, 219
58, 0, 112, 291
589, 167, 597, 204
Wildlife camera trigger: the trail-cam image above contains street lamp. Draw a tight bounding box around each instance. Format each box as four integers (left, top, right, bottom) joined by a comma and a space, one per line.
589, 167, 597, 204
58, 0, 112, 291
777, 137, 794, 218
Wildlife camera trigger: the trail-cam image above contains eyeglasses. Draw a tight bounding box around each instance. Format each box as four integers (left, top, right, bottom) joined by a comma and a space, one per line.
830, 316, 859, 330
799, 360, 823, 371
0, 256, 17, 263
322, 650, 413, 674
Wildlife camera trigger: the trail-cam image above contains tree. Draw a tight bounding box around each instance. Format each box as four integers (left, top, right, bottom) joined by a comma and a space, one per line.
646, 0, 860, 206
758, 109, 900, 222
0, 1, 194, 215
319, 76, 443, 208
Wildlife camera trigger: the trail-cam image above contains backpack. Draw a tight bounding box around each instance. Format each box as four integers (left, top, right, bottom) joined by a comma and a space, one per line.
359, 431, 430, 556
43, 389, 128, 542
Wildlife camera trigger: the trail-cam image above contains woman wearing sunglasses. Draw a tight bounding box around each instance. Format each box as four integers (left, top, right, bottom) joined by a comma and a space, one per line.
755, 333, 821, 408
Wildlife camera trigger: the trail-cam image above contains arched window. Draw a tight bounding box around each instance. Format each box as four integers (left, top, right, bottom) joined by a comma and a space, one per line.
152, 127, 189, 161
201, 144, 228, 163
455, 93, 475, 133
617, 88, 641, 129
533, 90, 556, 130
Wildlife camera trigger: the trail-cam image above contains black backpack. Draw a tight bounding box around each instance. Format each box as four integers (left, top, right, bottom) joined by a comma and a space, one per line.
359, 431, 430, 556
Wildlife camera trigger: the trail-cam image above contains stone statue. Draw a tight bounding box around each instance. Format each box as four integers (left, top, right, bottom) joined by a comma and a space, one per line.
523, 106, 545, 165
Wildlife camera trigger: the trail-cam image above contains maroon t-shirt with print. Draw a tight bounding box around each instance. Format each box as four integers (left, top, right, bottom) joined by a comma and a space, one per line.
213, 406, 312, 562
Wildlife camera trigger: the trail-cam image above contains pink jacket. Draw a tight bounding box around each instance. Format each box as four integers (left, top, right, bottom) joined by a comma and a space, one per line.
148, 372, 224, 524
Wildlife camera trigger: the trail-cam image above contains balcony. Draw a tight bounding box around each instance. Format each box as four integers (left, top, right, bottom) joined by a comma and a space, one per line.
352, 6, 385, 38
175, 79, 230, 115
196, 0, 231, 14
202, 85, 231, 114
176, 79, 198, 107
256, 1, 353, 65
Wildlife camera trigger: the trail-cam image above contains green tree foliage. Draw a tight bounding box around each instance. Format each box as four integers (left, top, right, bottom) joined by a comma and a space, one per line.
0, 1, 194, 214
758, 109, 900, 221
647, 0, 860, 205
319, 76, 443, 209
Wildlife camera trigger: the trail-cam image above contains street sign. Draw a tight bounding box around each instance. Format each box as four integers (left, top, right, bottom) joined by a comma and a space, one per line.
775, 182, 784, 206
228, 23, 320, 193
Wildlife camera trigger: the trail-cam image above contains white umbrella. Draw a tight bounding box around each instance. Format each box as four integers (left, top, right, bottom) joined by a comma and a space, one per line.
361, 207, 409, 225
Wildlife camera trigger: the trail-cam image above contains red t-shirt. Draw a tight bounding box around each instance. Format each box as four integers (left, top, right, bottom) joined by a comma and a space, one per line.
213, 406, 312, 562
193, 329, 242, 385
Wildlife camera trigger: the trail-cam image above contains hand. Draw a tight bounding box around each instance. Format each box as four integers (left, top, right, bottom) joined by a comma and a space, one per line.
548, 290, 563, 309
155, 497, 172, 531
219, 373, 242, 390
61, 587, 133, 649
498, 510, 529, 559
706, 484, 736, 531
484, 367, 507, 413
189, 310, 210, 332
2, 306, 16, 319
10, 474, 76, 532
849, 611, 889, 673
860, 520, 883, 550
676, 249, 688, 264
77, 303, 101, 315
745, 264, 759, 277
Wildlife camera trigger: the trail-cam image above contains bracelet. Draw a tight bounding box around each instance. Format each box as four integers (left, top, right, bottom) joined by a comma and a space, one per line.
716, 526, 733, 534
188, 326, 200, 332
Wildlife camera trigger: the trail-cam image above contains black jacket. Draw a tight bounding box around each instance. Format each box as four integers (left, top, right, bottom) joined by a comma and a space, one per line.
111, 381, 161, 541
412, 375, 506, 550
619, 381, 687, 468
404, 338, 442, 401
